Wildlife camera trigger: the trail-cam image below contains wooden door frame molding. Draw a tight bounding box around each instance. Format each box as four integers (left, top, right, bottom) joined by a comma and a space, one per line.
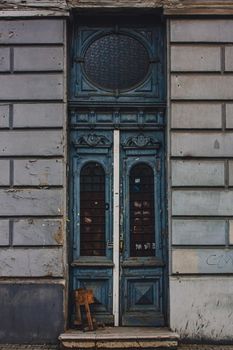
67, 1, 233, 16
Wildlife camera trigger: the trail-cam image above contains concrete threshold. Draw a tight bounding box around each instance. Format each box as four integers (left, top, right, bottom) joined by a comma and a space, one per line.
59, 327, 180, 349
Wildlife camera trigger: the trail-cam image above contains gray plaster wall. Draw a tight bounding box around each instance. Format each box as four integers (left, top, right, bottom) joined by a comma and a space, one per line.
169, 19, 233, 341
0, 18, 66, 343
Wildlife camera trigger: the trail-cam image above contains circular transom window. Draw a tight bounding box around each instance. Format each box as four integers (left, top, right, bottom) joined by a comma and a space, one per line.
84, 34, 150, 91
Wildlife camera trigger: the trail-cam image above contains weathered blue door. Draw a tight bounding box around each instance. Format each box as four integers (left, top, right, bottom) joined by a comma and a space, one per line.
70, 130, 114, 324
69, 15, 166, 326
120, 131, 166, 326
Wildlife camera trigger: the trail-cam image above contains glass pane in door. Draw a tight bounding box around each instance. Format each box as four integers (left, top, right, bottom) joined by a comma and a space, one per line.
80, 162, 106, 256
130, 163, 155, 257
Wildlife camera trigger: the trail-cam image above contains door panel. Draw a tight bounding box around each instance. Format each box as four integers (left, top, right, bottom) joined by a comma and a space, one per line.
73, 268, 114, 324
120, 131, 166, 326
71, 130, 113, 261
121, 271, 164, 326
70, 130, 114, 324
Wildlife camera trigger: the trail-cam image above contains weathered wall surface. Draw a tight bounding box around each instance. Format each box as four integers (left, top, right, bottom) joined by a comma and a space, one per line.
0, 19, 66, 343
169, 19, 233, 341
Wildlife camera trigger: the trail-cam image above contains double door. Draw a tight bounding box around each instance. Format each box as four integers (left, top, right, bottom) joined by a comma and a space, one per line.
70, 127, 166, 326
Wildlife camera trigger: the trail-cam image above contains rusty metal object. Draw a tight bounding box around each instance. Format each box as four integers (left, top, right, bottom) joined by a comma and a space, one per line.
74, 288, 95, 331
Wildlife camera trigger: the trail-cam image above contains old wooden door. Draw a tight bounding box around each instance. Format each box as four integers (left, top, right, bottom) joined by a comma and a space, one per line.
69, 15, 166, 326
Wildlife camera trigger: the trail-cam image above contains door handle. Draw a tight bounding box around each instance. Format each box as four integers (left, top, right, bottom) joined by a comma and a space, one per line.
105, 203, 109, 210
120, 238, 124, 253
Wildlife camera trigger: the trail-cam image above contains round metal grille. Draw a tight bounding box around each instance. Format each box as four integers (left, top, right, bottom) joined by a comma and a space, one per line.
84, 34, 150, 91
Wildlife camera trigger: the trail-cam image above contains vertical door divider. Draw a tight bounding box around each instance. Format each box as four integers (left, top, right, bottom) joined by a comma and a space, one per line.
113, 129, 120, 326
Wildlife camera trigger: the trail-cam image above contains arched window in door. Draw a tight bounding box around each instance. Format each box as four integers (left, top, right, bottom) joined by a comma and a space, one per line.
80, 162, 106, 256
130, 163, 155, 257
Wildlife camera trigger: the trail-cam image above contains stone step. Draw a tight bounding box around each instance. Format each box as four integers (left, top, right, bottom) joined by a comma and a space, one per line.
59, 327, 180, 350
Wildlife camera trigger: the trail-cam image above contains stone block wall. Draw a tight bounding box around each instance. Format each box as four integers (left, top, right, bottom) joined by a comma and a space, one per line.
0, 19, 66, 343
2, 13, 233, 344
169, 19, 233, 341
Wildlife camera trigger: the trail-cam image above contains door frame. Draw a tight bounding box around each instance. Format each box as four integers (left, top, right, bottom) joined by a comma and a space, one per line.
113, 130, 120, 326
68, 12, 168, 327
